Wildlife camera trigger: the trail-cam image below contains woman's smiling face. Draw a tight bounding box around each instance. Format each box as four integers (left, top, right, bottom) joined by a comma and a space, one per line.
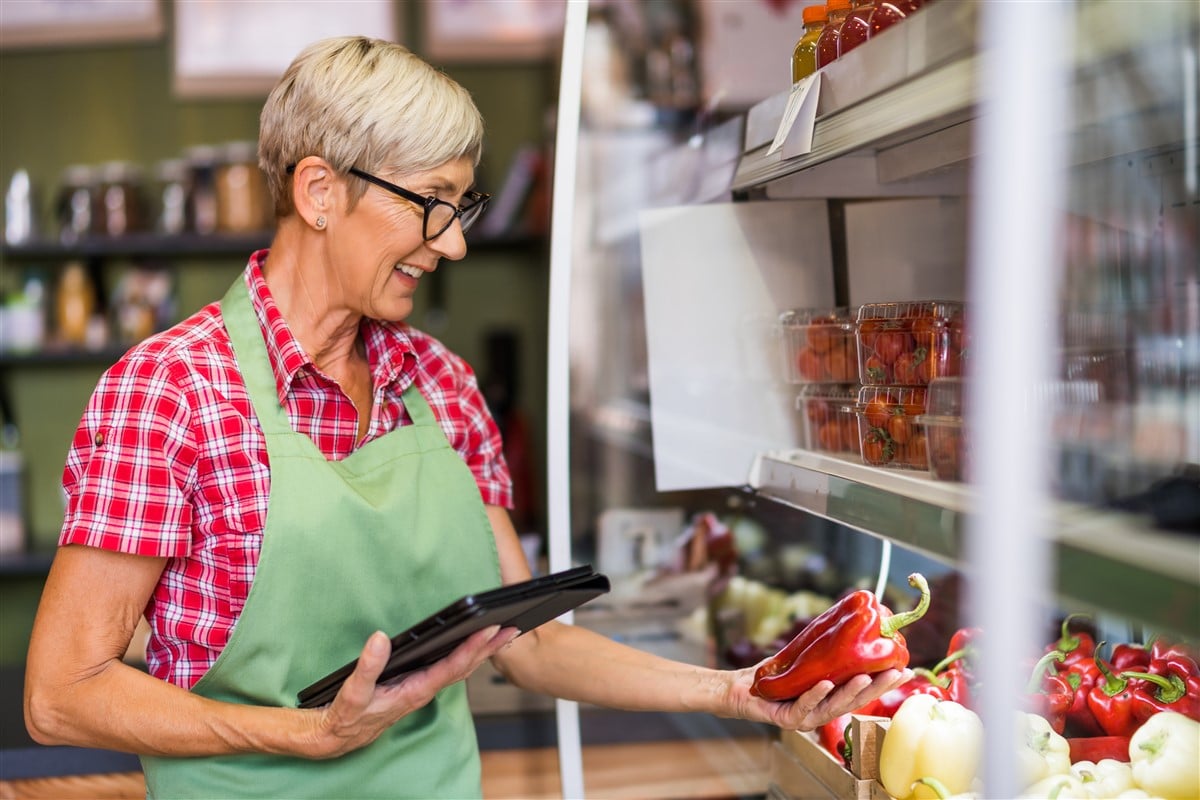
333, 155, 476, 323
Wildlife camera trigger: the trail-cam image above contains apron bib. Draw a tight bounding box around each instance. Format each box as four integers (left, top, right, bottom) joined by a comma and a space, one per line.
141, 278, 500, 799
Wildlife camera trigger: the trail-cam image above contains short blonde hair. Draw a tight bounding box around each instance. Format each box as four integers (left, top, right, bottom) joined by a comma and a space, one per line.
258, 36, 484, 217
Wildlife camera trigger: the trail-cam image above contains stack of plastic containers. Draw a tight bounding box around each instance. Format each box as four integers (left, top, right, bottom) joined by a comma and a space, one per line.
853, 301, 967, 470
780, 308, 860, 459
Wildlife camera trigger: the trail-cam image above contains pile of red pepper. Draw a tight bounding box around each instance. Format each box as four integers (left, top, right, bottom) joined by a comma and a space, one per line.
1025, 615, 1200, 763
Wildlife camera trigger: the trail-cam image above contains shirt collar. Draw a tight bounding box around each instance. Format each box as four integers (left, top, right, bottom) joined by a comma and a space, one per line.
243, 251, 419, 404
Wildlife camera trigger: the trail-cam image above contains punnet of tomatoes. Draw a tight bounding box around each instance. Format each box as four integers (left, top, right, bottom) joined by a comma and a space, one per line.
855, 301, 967, 387
855, 385, 930, 469
797, 384, 860, 459
780, 307, 859, 384
917, 378, 968, 481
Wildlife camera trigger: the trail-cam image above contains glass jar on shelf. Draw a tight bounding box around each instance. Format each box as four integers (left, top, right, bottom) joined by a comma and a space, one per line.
54, 164, 100, 244
98, 161, 145, 237
215, 141, 270, 233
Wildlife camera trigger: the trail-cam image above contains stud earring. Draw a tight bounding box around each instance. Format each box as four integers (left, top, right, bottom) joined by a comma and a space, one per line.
315, 215, 327, 230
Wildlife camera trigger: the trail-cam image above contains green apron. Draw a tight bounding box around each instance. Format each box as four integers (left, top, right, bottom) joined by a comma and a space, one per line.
140, 278, 500, 799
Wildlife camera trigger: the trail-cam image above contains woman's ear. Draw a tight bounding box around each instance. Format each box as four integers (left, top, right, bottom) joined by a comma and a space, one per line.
291, 156, 336, 231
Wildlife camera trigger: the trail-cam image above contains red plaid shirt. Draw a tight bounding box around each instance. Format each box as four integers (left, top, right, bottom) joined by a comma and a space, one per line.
60, 253, 512, 688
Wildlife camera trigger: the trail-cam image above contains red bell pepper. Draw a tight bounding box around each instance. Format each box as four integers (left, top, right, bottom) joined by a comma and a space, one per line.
861, 666, 951, 718
1110, 642, 1151, 672
1150, 637, 1200, 667
1086, 650, 1140, 738
947, 626, 982, 657
750, 573, 931, 702
1026, 651, 1072, 733
1067, 735, 1131, 763
818, 712, 854, 763
1123, 667, 1200, 723
1047, 613, 1096, 669
1060, 662, 1104, 737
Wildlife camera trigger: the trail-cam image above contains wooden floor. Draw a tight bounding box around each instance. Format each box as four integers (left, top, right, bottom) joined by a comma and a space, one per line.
0, 738, 768, 799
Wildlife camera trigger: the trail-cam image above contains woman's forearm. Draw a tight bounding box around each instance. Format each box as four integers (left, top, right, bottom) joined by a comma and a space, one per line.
26, 655, 320, 758
491, 620, 735, 716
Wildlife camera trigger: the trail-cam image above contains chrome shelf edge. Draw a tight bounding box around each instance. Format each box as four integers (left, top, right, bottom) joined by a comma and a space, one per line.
751, 450, 1199, 636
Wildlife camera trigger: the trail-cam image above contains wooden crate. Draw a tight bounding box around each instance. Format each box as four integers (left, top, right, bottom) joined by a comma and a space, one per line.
770, 722, 895, 800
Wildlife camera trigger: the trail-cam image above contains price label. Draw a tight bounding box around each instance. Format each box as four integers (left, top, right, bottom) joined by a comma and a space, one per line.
767, 73, 822, 158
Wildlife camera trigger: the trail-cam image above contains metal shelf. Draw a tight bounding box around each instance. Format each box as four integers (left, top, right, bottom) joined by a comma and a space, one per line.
751, 450, 1199, 636
734, 0, 1198, 194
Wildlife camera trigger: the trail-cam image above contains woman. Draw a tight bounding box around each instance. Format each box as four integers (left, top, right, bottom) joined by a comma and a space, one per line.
24, 37, 907, 798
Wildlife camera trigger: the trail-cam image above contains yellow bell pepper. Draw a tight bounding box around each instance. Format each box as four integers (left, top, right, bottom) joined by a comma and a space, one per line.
1017, 774, 1090, 799
1070, 759, 1136, 798
878, 694, 984, 800
1016, 712, 1072, 789
1128, 711, 1200, 800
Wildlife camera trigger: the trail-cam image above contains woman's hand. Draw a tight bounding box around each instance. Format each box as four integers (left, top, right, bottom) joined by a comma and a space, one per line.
307, 624, 519, 759
725, 666, 912, 732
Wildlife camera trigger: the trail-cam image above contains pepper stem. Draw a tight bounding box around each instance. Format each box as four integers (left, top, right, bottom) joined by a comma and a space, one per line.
932, 647, 970, 676
1093, 643, 1128, 697
880, 573, 931, 639
912, 776, 953, 800
1119, 670, 1186, 704
1056, 613, 1090, 653
1027, 651, 1067, 693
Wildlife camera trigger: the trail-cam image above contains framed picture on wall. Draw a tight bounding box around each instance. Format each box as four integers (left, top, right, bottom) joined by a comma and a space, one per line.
423, 0, 565, 62
0, 0, 163, 49
172, 0, 400, 98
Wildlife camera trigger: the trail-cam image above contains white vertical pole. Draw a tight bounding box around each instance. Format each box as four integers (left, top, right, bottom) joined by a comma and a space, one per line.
966, 1, 1072, 798
547, 1, 589, 797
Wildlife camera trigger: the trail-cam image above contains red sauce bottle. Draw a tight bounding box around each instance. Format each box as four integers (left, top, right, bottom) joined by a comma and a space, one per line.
839, 0, 876, 55
870, 0, 924, 37
816, 0, 854, 69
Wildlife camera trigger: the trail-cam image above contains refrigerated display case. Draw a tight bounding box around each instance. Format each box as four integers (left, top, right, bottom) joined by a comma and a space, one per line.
545, 0, 1197, 797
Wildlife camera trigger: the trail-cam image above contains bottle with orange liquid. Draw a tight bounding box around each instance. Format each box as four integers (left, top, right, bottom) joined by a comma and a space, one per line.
839, 0, 876, 55
792, 4, 828, 82
816, 0, 853, 70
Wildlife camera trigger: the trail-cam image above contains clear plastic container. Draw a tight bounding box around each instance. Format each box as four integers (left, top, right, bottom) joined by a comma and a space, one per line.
797, 384, 859, 458
780, 306, 859, 384
917, 377, 967, 481
855, 384, 929, 469
855, 300, 967, 386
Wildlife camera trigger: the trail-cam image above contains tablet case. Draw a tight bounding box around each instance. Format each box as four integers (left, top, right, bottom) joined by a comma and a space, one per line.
297, 565, 610, 708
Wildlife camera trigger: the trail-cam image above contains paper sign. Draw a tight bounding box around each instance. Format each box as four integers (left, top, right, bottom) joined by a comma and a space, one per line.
766, 73, 821, 157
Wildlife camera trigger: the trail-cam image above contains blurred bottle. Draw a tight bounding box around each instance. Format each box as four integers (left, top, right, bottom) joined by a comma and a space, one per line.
55, 165, 99, 244
840, 0, 877, 55
870, 0, 924, 37
216, 141, 270, 233
185, 145, 220, 235
55, 261, 97, 347
5, 169, 36, 246
154, 158, 190, 235
99, 161, 145, 237
817, 0, 853, 70
792, 4, 829, 82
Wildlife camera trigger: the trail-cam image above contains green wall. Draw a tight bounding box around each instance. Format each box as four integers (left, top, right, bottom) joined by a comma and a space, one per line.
0, 4, 556, 664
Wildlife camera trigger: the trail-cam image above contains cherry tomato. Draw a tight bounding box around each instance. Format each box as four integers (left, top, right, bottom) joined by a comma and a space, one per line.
858, 319, 881, 349
806, 319, 836, 354
825, 347, 856, 383
908, 433, 929, 468
864, 399, 890, 429
887, 412, 913, 445
863, 354, 890, 384
862, 435, 886, 464
874, 330, 910, 365
903, 389, 927, 417
817, 421, 842, 451
796, 346, 824, 381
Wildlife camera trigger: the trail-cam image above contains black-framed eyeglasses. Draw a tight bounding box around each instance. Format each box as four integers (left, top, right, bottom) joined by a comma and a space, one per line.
286, 164, 490, 241
349, 167, 489, 241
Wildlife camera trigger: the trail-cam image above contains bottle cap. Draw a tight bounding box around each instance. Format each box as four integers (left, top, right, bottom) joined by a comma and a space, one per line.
803, 4, 828, 23
827, 0, 852, 10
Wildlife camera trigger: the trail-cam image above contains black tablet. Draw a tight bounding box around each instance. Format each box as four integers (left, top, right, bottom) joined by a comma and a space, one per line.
297, 565, 610, 708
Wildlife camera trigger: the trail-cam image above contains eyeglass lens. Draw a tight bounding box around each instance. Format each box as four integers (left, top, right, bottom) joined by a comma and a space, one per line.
426, 197, 486, 240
